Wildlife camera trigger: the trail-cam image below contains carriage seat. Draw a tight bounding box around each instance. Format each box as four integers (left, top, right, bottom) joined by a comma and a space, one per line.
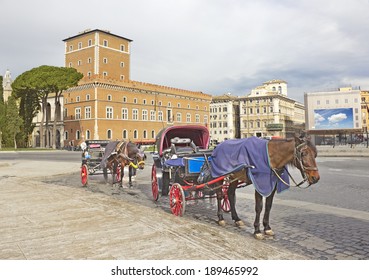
170, 137, 198, 154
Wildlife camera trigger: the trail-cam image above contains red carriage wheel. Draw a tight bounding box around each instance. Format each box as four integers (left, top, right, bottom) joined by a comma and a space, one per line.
81, 164, 88, 186
221, 184, 231, 212
115, 164, 122, 182
169, 183, 186, 216
151, 165, 159, 201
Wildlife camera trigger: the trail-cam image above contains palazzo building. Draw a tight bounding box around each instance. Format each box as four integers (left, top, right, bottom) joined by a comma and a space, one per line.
239, 80, 305, 139
62, 29, 211, 147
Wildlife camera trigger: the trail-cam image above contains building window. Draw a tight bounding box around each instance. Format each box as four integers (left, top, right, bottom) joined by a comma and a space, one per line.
142, 110, 148, 121
167, 109, 173, 122
123, 129, 128, 139
103, 72, 108, 77
88, 57, 92, 63
107, 94, 112, 101
151, 130, 155, 138
107, 129, 112, 139
122, 108, 128, 120
120, 75, 124, 80
187, 113, 191, 123
103, 57, 108, 64
120, 45, 125, 52
77, 60, 82, 66
123, 97, 127, 103
134, 98, 138, 104
87, 71, 92, 77
88, 39, 92, 46
143, 130, 147, 139
78, 42, 82, 49
76, 96, 80, 102
133, 109, 138, 120
76, 130, 81, 140
177, 113, 182, 122
86, 94, 90, 101
120, 62, 125, 68
64, 131, 68, 140
68, 62, 73, 67
103, 40, 108, 47
158, 111, 163, 121
106, 107, 113, 119
85, 106, 91, 119
195, 114, 200, 123
133, 130, 138, 139
86, 130, 90, 140
143, 99, 147, 105
69, 45, 73, 51
75, 108, 81, 120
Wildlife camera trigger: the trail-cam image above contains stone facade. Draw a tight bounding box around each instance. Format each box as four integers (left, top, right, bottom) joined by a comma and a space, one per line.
62, 29, 211, 146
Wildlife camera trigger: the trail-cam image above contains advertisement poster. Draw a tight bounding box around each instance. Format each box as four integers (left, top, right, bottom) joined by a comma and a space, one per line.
314, 108, 354, 130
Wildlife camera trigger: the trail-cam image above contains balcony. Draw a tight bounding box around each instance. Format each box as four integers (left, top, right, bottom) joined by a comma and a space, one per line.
266, 123, 283, 131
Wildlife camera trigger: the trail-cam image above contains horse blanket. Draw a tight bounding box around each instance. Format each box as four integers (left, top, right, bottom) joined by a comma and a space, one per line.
100, 141, 120, 169
211, 137, 290, 197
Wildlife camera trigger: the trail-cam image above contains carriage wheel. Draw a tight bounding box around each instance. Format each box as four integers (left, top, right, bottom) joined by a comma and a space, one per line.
151, 165, 159, 201
81, 164, 88, 186
169, 183, 186, 216
115, 164, 122, 183
221, 185, 231, 212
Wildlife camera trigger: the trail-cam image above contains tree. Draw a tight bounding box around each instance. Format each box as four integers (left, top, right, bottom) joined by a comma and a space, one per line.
12, 66, 83, 148
5, 95, 23, 149
0, 76, 4, 148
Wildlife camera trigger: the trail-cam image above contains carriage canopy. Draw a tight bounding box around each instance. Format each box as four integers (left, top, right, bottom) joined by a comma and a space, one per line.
155, 125, 210, 156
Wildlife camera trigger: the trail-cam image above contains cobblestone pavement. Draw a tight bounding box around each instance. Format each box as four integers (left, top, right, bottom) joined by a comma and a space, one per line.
1, 153, 368, 260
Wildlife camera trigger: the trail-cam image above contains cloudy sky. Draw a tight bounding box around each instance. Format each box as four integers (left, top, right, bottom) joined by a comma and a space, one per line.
1, 0, 369, 102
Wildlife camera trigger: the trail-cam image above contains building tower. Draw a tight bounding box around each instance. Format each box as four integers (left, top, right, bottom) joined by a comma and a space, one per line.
63, 29, 132, 81
2, 69, 12, 103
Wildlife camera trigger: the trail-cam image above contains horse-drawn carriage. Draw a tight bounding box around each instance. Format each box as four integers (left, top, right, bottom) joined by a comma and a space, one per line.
151, 125, 250, 216
80, 140, 110, 186
81, 140, 145, 187
151, 125, 320, 239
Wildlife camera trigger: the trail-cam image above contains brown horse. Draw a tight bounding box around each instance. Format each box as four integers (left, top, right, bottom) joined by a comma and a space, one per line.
102, 141, 146, 186
214, 135, 320, 239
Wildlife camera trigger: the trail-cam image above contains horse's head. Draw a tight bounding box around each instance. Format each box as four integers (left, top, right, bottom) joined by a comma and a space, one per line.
294, 136, 320, 185
127, 142, 146, 170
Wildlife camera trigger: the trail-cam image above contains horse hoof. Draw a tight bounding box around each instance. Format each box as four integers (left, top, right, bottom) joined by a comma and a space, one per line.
218, 220, 226, 226
264, 229, 275, 236
254, 233, 264, 240
235, 220, 245, 227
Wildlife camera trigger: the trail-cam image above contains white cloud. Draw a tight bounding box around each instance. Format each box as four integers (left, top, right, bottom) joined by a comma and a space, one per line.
1, 0, 369, 103
328, 113, 347, 124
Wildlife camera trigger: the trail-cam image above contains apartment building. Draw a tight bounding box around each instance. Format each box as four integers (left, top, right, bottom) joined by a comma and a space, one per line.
209, 93, 240, 144
239, 80, 305, 139
61, 29, 211, 147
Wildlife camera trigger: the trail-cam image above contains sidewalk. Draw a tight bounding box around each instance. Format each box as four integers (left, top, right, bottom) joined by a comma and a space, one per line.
0, 159, 304, 260
317, 145, 369, 157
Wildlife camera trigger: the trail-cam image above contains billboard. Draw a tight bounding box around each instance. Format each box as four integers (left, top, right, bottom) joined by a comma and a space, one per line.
313, 108, 354, 130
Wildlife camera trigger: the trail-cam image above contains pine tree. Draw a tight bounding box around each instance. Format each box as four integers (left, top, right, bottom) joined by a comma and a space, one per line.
6, 95, 23, 149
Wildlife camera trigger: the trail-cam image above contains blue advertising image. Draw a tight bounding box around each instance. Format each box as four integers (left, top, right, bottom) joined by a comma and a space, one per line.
314, 108, 354, 129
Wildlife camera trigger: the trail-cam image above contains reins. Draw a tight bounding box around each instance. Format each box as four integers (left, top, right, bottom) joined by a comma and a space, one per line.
271, 141, 318, 189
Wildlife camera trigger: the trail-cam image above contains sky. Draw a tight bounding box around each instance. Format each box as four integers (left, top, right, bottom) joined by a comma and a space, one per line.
1, 0, 369, 103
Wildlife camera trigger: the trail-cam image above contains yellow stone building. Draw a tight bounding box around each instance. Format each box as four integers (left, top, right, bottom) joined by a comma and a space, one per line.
62, 29, 211, 146
239, 80, 305, 139
361, 90, 369, 135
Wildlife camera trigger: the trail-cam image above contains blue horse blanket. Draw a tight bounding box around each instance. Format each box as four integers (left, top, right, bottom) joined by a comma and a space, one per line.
211, 137, 290, 197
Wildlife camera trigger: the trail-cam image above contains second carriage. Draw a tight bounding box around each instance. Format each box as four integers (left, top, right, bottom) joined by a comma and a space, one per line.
151, 125, 240, 216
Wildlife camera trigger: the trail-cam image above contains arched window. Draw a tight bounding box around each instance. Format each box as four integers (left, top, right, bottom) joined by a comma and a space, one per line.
86, 130, 91, 140
143, 130, 147, 139
76, 130, 81, 140
122, 129, 128, 139
107, 129, 112, 139
133, 130, 138, 139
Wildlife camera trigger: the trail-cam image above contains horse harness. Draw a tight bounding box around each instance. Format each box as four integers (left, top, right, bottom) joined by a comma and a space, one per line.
272, 141, 318, 188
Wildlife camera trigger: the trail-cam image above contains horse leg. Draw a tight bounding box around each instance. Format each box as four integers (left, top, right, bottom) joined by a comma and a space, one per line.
128, 166, 133, 187
103, 167, 108, 184
228, 182, 244, 227
263, 187, 276, 236
216, 185, 226, 226
253, 190, 264, 239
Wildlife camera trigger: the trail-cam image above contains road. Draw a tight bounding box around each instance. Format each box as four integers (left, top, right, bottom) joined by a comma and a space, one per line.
0, 150, 368, 260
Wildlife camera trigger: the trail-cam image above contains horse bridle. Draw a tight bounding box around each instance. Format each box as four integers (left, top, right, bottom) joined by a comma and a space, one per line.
272, 141, 318, 188
115, 141, 145, 169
